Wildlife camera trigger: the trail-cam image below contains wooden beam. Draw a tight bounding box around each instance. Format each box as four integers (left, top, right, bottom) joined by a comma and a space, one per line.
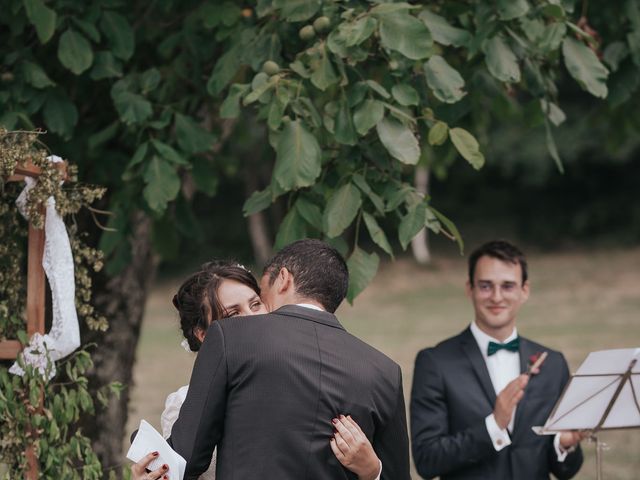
26, 220, 46, 337
0, 340, 22, 360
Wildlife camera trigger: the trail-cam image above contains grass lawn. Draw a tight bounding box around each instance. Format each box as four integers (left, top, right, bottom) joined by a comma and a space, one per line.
127, 247, 640, 479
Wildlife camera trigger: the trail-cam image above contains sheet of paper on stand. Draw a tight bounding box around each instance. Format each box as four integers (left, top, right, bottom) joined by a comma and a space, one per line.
534, 348, 640, 434
127, 420, 186, 480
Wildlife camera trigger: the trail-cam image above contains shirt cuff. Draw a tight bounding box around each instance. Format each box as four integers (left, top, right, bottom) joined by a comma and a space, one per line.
554, 433, 575, 462
485, 414, 511, 451
373, 459, 382, 480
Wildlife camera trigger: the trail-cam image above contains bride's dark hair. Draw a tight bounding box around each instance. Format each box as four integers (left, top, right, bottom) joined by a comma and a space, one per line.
172, 260, 260, 351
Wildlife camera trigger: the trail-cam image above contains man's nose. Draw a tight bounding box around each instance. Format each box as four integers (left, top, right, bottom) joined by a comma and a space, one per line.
491, 285, 503, 301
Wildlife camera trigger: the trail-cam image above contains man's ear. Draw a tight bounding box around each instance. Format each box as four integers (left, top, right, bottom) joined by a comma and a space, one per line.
522, 280, 530, 301
465, 280, 473, 298
277, 267, 293, 294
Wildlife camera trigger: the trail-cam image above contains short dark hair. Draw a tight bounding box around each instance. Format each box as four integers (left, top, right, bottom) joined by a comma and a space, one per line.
263, 239, 348, 313
172, 260, 259, 351
468, 240, 528, 285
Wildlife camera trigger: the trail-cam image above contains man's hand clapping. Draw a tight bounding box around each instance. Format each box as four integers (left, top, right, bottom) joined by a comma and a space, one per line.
493, 374, 529, 430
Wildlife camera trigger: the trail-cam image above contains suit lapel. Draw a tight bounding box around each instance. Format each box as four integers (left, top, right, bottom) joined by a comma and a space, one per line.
460, 328, 497, 406
513, 337, 536, 435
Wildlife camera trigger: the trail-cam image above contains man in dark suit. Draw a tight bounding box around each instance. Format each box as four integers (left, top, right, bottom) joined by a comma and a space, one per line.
169, 239, 410, 480
410, 240, 585, 479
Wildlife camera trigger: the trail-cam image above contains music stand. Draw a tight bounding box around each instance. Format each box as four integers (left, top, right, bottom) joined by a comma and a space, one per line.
533, 348, 640, 480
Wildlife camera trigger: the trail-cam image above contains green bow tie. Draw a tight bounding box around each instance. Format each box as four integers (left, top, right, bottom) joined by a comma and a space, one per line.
487, 338, 520, 356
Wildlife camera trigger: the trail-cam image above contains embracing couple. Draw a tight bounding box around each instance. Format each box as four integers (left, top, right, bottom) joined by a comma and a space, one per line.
132, 239, 411, 480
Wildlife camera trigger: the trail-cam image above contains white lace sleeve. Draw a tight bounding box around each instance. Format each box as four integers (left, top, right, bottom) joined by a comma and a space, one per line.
160, 385, 217, 479
161, 385, 189, 439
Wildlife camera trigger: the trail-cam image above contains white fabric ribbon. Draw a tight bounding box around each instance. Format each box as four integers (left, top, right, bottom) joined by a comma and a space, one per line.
9, 155, 80, 381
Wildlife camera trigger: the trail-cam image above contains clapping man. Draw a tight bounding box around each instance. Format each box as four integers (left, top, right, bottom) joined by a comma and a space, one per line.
410, 240, 584, 479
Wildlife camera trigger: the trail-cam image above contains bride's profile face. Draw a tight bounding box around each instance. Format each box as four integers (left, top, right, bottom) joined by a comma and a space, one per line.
217, 279, 267, 318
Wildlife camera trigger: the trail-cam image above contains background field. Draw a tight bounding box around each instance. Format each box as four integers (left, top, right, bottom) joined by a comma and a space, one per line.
127, 247, 640, 479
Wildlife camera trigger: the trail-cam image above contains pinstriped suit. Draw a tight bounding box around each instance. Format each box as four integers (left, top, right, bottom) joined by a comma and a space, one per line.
169, 305, 411, 480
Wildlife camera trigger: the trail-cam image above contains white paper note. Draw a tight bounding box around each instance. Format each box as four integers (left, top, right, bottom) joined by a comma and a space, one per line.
127, 420, 186, 480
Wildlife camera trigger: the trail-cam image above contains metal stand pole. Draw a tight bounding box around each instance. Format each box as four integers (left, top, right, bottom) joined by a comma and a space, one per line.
595, 435, 605, 480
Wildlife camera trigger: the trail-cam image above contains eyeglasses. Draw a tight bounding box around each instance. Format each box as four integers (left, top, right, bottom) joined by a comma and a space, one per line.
473, 281, 521, 297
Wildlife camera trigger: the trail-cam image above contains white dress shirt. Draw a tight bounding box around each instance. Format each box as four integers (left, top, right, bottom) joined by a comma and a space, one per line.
469, 322, 569, 461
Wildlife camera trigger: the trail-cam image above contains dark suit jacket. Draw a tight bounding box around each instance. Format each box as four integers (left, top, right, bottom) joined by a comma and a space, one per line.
410, 327, 583, 480
169, 305, 410, 480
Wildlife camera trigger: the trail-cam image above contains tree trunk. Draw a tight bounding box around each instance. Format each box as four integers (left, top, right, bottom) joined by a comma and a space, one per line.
81, 211, 157, 475
244, 168, 273, 267
411, 165, 432, 265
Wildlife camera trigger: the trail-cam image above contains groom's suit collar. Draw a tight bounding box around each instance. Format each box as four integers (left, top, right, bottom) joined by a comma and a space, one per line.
272, 304, 346, 331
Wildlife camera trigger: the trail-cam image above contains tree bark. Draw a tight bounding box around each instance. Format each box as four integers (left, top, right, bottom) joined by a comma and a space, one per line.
80, 211, 157, 476
411, 165, 432, 265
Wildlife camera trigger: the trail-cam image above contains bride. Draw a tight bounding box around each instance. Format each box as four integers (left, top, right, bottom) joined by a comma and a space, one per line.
131, 261, 382, 480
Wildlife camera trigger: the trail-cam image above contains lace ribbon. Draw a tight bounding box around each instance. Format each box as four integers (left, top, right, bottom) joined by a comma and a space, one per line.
9, 156, 80, 381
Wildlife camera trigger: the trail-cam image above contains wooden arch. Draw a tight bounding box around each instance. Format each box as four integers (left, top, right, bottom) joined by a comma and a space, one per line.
1, 160, 67, 479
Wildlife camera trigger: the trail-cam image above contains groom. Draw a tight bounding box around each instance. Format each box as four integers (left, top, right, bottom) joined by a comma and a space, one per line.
169, 239, 410, 479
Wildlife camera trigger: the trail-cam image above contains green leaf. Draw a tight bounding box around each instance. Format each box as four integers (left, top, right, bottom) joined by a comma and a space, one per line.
220, 83, 250, 119
363, 212, 392, 256
243, 187, 273, 216
111, 90, 152, 125
352, 174, 385, 214
124, 142, 148, 171
497, 0, 530, 20
143, 156, 181, 214
544, 116, 564, 173
274, 207, 307, 250
58, 30, 94, 75
484, 36, 521, 83
418, 10, 470, 48
23, 0, 57, 44
191, 157, 219, 196
174, 113, 215, 153
346, 247, 379, 303
423, 55, 466, 104
151, 139, 187, 166
562, 37, 609, 98
428, 121, 448, 146
22, 61, 55, 88
273, 0, 321, 22
428, 206, 464, 253
376, 117, 420, 165
378, 12, 433, 60
449, 127, 485, 170
296, 196, 323, 230
540, 99, 566, 126
335, 98, 358, 145
310, 43, 339, 91
43, 94, 78, 139
90, 51, 123, 80
273, 120, 322, 191
71, 17, 101, 43
207, 43, 243, 95
365, 80, 391, 99
399, 202, 426, 250
344, 16, 378, 47
100, 11, 134, 61
353, 99, 385, 135
323, 183, 362, 238
88, 121, 119, 150
391, 84, 419, 106
140, 68, 161, 93
370, 3, 416, 15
